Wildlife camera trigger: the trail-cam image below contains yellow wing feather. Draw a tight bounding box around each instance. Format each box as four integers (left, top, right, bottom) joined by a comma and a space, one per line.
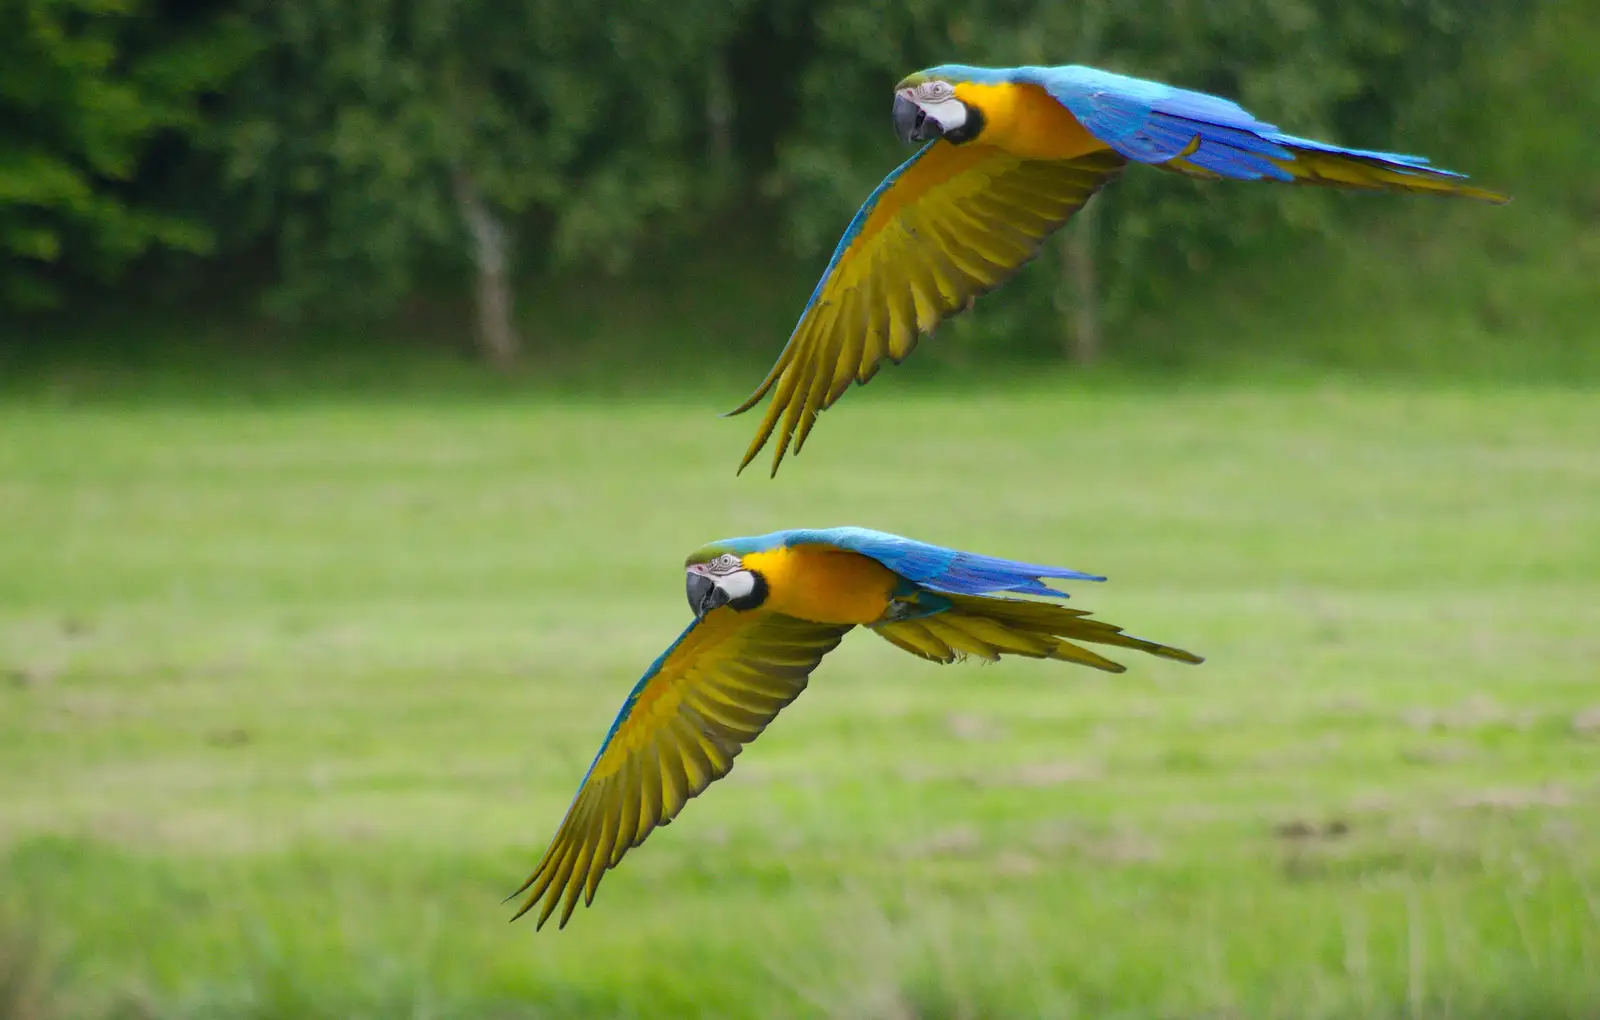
729, 140, 1127, 477
510, 609, 850, 930
1165, 148, 1510, 203
873, 593, 1204, 673
1269, 149, 1510, 203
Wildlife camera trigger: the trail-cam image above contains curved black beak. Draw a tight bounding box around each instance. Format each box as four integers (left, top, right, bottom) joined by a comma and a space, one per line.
686, 571, 728, 619
893, 94, 940, 145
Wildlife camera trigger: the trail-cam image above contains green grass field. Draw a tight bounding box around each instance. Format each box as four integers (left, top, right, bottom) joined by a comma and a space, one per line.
3, 382, 1598, 1019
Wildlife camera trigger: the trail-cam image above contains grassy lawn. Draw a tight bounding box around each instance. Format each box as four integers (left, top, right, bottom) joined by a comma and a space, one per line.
2, 382, 1598, 1018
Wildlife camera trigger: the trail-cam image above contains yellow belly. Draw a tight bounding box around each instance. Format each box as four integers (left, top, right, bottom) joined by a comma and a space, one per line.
741, 546, 897, 625
954, 82, 1109, 162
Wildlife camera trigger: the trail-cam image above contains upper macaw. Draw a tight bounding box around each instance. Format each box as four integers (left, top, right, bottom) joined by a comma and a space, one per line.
509, 526, 1202, 929
727, 63, 1511, 476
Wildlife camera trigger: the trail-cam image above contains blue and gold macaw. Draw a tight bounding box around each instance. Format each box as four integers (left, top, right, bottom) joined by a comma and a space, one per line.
728, 64, 1511, 476
509, 526, 1201, 929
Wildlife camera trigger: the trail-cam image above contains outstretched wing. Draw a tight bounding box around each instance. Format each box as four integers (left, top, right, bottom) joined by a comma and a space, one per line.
727, 140, 1126, 477
782, 526, 1104, 597
510, 609, 851, 930
1025, 65, 1509, 200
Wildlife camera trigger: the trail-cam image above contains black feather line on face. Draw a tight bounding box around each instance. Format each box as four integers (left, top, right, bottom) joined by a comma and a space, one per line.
944, 102, 985, 145
729, 571, 769, 611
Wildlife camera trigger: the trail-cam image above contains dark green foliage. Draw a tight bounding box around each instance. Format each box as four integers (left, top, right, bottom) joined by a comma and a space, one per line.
211, 0, 759, 319
0, 0, 1588, 365
0, 0, 250, 307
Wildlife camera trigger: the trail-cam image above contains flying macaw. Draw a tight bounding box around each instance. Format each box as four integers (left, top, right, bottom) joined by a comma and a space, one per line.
727, 64, 1511, 476
509, 526, 1202, 929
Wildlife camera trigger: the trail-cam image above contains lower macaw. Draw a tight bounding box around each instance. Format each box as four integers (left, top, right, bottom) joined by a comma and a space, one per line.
510, 526, 1202, 929
727, 63, 1511, 476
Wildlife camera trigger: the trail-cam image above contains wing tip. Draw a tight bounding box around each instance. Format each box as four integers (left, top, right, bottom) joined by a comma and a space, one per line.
1272, 143, 1513, 204
1130, 638, 1206, 666
723, 384, 772, 419
735, 418, 781, 477
1470, 187, 1514, 206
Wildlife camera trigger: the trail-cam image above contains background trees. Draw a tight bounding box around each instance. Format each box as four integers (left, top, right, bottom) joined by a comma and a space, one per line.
1, 1, 1588, 367
0, 0, 248, 307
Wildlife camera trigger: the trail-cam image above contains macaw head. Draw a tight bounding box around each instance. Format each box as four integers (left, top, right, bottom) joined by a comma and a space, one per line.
893, 66, 989, 146
684, 545, 769, 618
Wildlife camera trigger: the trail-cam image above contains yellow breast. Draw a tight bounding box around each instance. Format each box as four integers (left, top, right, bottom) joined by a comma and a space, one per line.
954, 82, 1109, 162
741, 546, 898, 625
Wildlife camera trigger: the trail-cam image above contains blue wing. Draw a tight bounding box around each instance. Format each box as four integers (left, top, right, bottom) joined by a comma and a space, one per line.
1015, 65, 1500, 193
782, 526, 1104, 598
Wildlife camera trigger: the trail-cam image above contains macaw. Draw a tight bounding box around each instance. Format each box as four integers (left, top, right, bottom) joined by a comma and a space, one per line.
727, 64, 1511, 476
509, 526, 1202, 929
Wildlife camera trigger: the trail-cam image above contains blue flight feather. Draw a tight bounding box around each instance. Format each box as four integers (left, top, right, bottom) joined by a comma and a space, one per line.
719, 527, 1104, 599
920, 63, 1468, 185
1020, 65, 1301, 180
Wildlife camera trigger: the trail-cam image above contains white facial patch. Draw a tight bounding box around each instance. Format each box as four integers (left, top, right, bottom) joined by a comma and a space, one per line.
917, 97, 967, 133
716, 570, 757, 601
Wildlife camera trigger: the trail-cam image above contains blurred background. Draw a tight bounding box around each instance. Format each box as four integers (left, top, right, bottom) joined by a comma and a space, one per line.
2, 2, 1598, 1018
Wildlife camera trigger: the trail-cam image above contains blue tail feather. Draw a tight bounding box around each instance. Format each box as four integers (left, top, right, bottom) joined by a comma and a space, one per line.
1024, 64, 1481, 186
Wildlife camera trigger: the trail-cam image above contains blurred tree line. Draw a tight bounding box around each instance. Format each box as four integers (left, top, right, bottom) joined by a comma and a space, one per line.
1, 0, 1587, 363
